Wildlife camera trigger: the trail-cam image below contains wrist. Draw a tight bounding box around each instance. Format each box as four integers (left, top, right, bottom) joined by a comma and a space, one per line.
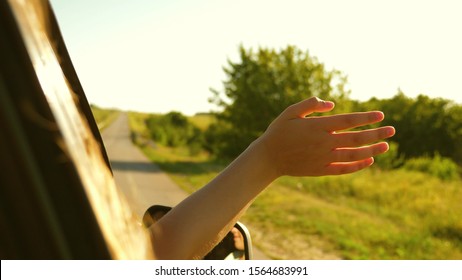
246, 135, 281, 183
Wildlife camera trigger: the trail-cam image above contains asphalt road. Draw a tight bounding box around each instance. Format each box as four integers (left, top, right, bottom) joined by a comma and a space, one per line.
101, 113, 188, 218
101, 113, 268, 259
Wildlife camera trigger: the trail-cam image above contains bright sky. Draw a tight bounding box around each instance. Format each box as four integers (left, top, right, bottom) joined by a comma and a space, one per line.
50, 0, 462, 115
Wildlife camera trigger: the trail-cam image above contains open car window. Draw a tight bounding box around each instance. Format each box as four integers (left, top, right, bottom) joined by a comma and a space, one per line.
0, 0, 151, 259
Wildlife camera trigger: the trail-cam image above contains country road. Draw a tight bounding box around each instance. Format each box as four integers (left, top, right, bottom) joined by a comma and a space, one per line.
101, 113, 187, 218
101, 113, 268, 259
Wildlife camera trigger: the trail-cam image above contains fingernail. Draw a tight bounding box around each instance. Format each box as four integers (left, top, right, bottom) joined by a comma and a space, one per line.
324, 101, 335, 108
381, 142, 390, 152
387, 126, 396, 136
374, 111, 385, 121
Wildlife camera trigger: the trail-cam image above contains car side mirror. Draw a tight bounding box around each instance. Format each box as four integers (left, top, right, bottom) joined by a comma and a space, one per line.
143, 205, 253, 260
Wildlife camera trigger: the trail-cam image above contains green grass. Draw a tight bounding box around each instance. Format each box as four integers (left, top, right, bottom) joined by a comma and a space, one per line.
140, 144, 220, 194
90, 105, 119, 131
249, 171, 462, 259
127, 111, 153, 137
127, 111, 462, 260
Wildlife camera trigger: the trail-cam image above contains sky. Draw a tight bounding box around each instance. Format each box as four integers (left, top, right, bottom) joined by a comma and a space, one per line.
50, 0, 462, 115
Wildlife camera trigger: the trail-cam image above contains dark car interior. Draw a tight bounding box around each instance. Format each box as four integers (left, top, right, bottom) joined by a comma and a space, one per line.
0, 0, 122, 259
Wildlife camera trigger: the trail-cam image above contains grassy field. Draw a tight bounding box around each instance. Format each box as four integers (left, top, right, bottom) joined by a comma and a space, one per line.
128, 111, 462, 260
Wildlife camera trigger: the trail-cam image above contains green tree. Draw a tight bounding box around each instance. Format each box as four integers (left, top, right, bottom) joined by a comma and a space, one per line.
208, 45, 350, 158
358, 91, 462, 166
446, 104, 462, 165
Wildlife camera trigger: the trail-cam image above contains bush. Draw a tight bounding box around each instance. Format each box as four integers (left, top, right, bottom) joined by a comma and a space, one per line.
374, 141, 404, 170
403, 153, 460, 181
203, 121, 258, 159
145, 112, 203, 152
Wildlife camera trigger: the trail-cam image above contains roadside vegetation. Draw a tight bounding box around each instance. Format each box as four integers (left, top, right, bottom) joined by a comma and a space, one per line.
128, 111, 462, 260
127, 45, 462, 259
90, 104, 119, 131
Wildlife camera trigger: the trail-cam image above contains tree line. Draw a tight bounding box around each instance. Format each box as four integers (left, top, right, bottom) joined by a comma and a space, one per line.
145, 45, 461, 180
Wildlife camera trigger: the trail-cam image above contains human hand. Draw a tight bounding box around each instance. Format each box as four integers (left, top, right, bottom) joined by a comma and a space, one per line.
259, 97, 395, 177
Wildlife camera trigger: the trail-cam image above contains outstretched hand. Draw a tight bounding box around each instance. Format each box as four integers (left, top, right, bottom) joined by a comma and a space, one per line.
259, 97, 396, 177
148, 97, 396, 259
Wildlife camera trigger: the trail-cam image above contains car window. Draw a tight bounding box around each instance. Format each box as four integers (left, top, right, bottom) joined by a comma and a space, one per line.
0, 0, 151, 259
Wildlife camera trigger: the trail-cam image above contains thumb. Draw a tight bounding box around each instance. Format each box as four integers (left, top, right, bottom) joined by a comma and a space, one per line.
285, 97, 335, 118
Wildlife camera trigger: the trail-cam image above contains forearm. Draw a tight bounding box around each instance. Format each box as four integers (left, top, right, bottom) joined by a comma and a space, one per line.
147, 97, 395, 259
149, 137, 277, 259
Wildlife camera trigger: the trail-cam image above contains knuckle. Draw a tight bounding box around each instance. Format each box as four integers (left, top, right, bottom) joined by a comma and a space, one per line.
342, 115, 356, 128
379, 127, 390, 138
347, 151, 357, 161
310, 96, 321, 103
350, 133, 361, 145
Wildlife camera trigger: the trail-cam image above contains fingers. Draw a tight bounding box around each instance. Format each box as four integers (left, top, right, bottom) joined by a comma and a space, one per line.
325, 142, 390, 175
315, 111, 385, 131
331, 142, 389, 163
284, 97, 335, 118
324, 158, 375, 175
332, 126, 395, 147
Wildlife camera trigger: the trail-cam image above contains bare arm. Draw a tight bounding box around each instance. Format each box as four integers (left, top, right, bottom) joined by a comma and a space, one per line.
149, 97, 395, 259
